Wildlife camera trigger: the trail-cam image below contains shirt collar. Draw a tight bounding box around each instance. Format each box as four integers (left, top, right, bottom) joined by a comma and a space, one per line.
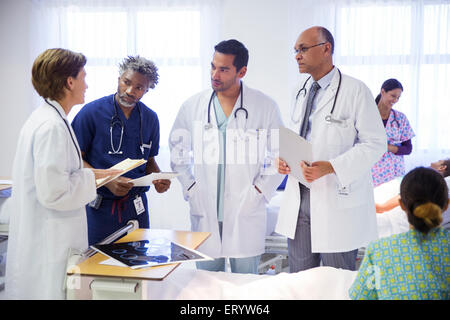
315, 66, 336, 91
45, 99, 68, 121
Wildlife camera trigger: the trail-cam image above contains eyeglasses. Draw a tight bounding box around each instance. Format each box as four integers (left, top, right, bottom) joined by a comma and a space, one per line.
294, 42, 327, 54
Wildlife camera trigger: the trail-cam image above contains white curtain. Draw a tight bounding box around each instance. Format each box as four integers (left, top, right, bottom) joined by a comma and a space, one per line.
30, 0, 222, 148
288, 0, 450, 172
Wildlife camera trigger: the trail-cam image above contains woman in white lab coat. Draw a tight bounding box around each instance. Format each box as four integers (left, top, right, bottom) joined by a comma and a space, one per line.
5, 49, 117, 299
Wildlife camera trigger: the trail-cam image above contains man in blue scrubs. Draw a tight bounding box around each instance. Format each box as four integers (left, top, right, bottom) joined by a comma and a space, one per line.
72, 56, 170, 245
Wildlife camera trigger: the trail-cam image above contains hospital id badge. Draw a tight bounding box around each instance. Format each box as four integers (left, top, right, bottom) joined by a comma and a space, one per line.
133, 195, 145, 215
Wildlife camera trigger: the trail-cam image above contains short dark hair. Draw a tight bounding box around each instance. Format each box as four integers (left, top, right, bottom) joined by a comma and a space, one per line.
375, 78, 403, 104
400, 167, 448, 235
214, 39, 249, 72
32, 48, 86, 101
318, 27, 334, 55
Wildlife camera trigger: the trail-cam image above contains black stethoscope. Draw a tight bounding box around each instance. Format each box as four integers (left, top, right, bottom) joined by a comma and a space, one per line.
109, 94, 145, 155
204, 81, 248, 130
293, 68, 343, 125
45, 99, 82, 169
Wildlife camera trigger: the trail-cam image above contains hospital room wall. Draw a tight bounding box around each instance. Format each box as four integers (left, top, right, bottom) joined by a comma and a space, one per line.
0, 0, 297, 231
148, 0, 295, 231
0, 0, 38, 178
0, 0, 294, 171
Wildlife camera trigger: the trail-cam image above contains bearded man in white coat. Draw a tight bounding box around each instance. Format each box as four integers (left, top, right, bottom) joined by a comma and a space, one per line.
276, 27, 387, 272
169, 40, 284, 274
5, 49, 117, 299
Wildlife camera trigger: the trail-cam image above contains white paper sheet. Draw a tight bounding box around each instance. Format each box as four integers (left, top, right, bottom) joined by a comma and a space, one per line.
130, 172, 180, 187
279, 127, 312, 188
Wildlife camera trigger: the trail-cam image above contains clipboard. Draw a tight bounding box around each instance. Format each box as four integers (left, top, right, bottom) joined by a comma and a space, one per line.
279, 127, 312, 188
96, 158, 147, 188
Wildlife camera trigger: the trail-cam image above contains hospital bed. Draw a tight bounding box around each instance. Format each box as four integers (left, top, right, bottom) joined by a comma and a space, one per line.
260, 190, 289, 274
261, 177, 411, 275
373, 178, 410, 238
145, 265, 357, 300
0, 183, 11, 292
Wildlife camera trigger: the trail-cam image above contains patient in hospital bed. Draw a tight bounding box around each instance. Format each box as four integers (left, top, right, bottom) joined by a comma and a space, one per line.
375, 159, 450, 237
150, 163, 449, 300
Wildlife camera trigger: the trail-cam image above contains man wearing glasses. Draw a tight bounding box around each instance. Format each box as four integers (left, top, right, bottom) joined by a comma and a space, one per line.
275, 26, 386, 272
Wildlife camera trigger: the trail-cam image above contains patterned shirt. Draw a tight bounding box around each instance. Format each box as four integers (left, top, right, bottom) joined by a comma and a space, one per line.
349, 228, 449, 300
371, 109, 415, 187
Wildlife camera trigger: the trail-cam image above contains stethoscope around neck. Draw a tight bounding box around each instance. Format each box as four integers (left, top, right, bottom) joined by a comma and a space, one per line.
109, 94, 144, 155
292, 68, 343, 126
44, 99, 82, 169
204, 81, 248, 130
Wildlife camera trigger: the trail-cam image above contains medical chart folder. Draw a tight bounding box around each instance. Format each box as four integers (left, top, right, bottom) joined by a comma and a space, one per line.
95, 158, 147, 188
279, 127, 312, 188
91, 238, 212, 269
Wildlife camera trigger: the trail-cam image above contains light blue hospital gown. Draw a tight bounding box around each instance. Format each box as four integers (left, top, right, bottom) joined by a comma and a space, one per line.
349, 228, 449, 300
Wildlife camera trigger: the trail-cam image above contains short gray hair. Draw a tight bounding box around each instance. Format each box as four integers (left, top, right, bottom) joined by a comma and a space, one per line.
119, 55, 159, 88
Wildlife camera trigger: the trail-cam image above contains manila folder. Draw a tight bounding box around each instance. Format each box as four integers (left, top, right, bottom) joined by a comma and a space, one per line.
96, 158, 147, 188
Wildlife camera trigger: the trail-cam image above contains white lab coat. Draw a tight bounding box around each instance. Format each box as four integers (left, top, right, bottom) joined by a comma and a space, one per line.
169, 83, 284, 258
5, 100, 96, 299
275, 70, 387, 253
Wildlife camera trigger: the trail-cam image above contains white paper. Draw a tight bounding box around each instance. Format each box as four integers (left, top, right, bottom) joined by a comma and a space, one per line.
279, 127, 312, 188
100, 258, 128, 267
0, 180, 12, 185
130, 172, 180, 187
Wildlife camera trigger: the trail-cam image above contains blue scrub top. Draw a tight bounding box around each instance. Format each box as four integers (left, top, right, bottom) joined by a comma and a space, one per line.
71, 94, 160, 199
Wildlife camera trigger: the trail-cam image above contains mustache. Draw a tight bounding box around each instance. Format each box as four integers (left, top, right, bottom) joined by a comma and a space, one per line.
118, 92, 137, 101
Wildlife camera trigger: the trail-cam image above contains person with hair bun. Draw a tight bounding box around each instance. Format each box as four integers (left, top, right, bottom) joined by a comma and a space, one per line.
350, 167, 449, 299
371, 79, 415, 187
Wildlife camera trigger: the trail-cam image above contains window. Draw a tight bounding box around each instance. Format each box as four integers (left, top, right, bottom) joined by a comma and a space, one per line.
64, 6, 209, 147
334, 1, 450, 168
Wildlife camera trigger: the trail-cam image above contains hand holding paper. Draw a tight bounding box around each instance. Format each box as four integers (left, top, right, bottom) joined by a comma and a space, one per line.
105, 176, 134, 197
301, 160, 334, 183
277, 158, 291, 175
153, 179, 171, 193
91, 168, 123, 180
130, 172, 180, 187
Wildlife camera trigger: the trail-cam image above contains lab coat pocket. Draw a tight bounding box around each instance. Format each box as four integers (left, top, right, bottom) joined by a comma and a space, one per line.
239, 185, 264, 217
45, 214, 87, 264
336, 179, 368, 209
325, 118, 356, 148
187, 183, 205, 217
